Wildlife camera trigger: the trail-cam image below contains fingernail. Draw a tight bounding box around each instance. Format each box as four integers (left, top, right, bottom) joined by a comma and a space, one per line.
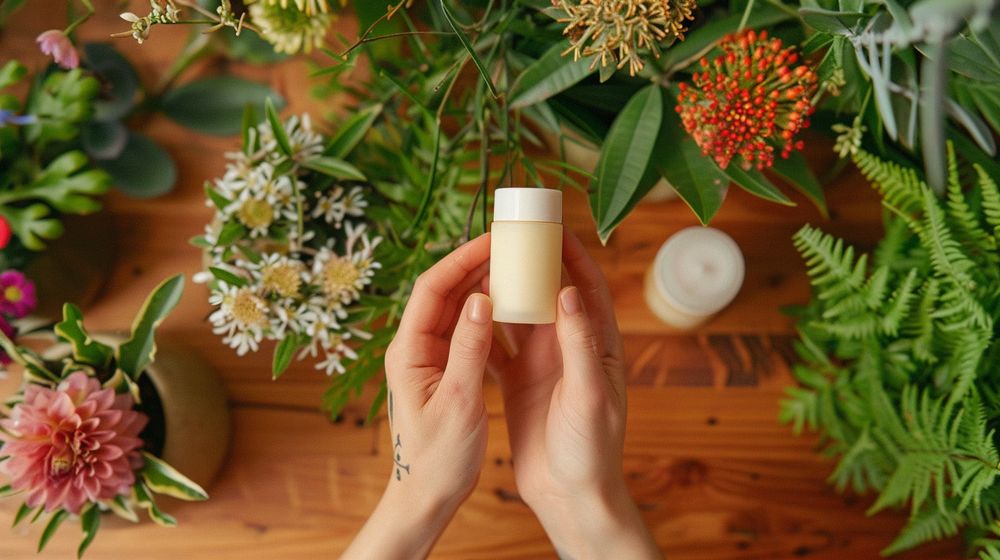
468, 294, 492, 324
561, 287, 582, 315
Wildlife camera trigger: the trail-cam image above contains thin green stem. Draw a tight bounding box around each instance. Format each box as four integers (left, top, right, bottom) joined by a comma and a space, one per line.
737, 0, 756, 31
64, 0, 94, 37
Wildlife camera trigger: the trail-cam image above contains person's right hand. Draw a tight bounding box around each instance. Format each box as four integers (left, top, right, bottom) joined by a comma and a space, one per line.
489, 231, 660, 559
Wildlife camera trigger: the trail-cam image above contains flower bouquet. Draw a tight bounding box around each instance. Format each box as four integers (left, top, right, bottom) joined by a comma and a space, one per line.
195, 101, 386, 381
0, 275, 207, 556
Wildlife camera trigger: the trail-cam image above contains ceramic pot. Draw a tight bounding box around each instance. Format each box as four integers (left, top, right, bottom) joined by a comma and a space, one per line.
26, 214, 116, 320
43, 335, 231, 490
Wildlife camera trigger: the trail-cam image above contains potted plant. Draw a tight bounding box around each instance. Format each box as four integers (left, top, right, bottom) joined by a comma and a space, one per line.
0, 275, 225, 556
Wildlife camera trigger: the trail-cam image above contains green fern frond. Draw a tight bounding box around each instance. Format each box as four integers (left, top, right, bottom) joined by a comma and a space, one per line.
977, 164, 1000, 232
945, 145, 997, 267
854, 149, 924, 214
881, 503, 962, 556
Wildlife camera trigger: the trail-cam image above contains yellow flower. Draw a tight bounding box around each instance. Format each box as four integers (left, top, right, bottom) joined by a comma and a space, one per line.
320, 254, 363, 303
227, 288, 269, 328
261, 260, 305, 298
238, 198, 275, 230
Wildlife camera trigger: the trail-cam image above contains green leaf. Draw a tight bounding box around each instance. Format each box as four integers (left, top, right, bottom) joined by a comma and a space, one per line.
591, 85, 663, 243
38, 510, 69, 553
301, 156, 366, 180
13, 503, 36, 527
83, 43, 139, 122
264, 97, 292, 156
799, 8, 868, 35
133, 483, 176, 527
204, 182, 232, 212
0, 203, 62, 250
0, 484, 15, 498
770, 152, 827, 215
81, 120, 128, 160
116, 274, 185, 379
77, 505, 101, 559
509, 41, 595, 109
141, 451, 208, 501
97, 132, 176, 198
272, 333, 299, 379
242, 103, 258, 156
655, 105, 729, 225
218, 221, 247, 246
0, 60, 26, 89
55, 303, 114, 368
324, 104, 383, 158
724, 166, 794, 206
659, 4, 792, 72
161, 76, 284, 136
107, 495, 139, 523
208, 266, 247, 287
439, 0, 498, 98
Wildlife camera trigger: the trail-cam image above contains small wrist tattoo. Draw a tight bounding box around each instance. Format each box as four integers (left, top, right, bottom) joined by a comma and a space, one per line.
388, 390, 410, 481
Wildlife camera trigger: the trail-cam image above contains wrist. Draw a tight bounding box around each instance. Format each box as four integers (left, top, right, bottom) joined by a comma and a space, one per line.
530, 481, 661, 560
342, 482, 461, 560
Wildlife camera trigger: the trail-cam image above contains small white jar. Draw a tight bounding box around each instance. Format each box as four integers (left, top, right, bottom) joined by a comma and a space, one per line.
643, 227, 745, 329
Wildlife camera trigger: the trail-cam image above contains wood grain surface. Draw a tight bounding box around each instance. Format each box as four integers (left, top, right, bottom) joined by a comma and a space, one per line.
0, 3, 960, 558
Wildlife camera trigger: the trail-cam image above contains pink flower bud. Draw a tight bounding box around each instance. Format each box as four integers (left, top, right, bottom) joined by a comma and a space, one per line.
35, 29, 79, 70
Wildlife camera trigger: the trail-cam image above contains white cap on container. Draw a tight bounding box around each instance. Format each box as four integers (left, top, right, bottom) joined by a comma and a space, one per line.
493, 188, 562, 223
652, 227, 745, 317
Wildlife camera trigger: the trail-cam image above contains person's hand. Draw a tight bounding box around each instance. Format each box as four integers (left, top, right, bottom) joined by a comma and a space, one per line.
343, 234, 493, 560
490, 231, 660, 559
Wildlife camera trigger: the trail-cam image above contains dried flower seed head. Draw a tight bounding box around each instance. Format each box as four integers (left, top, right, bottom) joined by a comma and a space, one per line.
554, 0, 697, 76
229, 287, 269, 328
319, 255, 363, 303
676, 29, 818, 171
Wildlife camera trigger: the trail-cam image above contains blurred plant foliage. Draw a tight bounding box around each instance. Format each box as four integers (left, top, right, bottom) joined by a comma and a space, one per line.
800, 0, 1000, 193
782, 144, 1000, 557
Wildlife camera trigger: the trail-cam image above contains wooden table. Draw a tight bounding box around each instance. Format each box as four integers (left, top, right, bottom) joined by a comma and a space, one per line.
0, 3, 959, 558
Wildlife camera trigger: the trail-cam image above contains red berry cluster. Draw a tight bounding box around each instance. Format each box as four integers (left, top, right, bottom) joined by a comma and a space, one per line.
676, 29, 818, 171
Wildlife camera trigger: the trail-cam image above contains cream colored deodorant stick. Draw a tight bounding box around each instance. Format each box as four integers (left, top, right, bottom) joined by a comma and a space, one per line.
490, 188, 563, 324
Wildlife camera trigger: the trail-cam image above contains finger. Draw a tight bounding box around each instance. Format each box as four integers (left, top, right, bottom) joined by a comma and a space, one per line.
438, 293, 494, 402
398, 234, 491, 338
562, 230, 622, 357
554, 286, 605, 396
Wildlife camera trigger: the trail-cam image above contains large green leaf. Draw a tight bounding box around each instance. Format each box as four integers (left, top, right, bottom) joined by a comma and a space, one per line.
655, 109, 729, 225
97, 132, 176, 198
161, 76, 284, 136
141, 451, 208, 501
591, 85, 663, 243
799, 8, 868, 35
724, 165, 794, 206
116, 274, 185, 379
301, 156, 366, 180
509, 41, 595, 109
55, 303, 113, 369
83, 43, 139, 122
770, 152, 827, 215
659, 4, 792, 72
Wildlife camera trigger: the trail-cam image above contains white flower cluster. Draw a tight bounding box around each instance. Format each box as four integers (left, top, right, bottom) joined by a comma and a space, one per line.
199, 113, 382, 375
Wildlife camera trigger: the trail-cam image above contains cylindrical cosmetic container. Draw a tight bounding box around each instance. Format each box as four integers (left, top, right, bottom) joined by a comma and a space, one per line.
643, 227, 745, 329
490, 188, 563, 324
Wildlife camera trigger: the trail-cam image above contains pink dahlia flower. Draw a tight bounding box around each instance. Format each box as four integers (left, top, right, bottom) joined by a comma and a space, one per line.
0, 372, 147, 514
0, 270, 37, 319
36, 30, 79, 70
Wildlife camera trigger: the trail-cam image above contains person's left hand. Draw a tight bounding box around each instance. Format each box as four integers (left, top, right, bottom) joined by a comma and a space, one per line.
342, 233, 493, 560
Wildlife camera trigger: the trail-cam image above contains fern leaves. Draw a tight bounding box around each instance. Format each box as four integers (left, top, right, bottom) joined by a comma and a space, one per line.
784, 146, 1000, 557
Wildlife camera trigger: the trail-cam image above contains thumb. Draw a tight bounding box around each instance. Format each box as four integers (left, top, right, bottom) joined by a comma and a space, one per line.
440, 293, 493, 399
555, 286, 605, 395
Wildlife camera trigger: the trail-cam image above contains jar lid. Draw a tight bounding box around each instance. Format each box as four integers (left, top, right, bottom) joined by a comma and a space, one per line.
493, 188, 562, 223
652, 227, 745, 317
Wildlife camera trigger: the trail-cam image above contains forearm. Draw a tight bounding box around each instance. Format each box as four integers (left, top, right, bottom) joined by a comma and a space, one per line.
341, 485, 458, 560
532, 485, 661, 560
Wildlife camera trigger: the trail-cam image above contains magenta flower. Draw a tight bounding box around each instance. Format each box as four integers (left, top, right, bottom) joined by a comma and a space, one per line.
0, 372, 147, 514
36, 30, 79, 70
0, 270, 36, 319
0, 317, 14, 365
